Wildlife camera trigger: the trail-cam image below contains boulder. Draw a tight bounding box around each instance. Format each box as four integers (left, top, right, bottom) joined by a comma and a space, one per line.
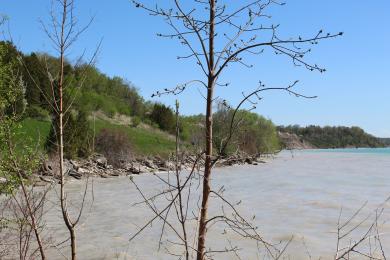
94, 155, 108, 168
39, 176, 55, 184
109, 172, 120, 177
70, 160, 80, 170
64, 159, 75, 172
245, 157, 253, 164
129, 162, 151, 174
40, 161, 54, 176
77, 167, 90, 174
143, 159, 157, 169
163, 161, 175, 170
68, 169, 82, 180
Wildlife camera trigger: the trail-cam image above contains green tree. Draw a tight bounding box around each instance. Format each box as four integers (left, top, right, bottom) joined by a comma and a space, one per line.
0, 41, 26, 116
213, 105, 279, 156
45, 109, 92, 159
150, 103, 175, 133
0, 36, 47, 258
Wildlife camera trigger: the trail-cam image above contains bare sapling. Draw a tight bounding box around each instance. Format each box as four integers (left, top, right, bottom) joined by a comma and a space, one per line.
38, 0, 98, 259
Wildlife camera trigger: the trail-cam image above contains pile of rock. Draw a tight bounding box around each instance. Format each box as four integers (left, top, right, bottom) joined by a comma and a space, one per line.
37, 152, 270, 181
39, 154, 123, 180
38, 154, 188, 180
215, 154, 267, 167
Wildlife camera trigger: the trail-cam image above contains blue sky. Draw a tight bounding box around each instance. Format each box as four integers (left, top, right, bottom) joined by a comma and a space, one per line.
2, 0, 390, 137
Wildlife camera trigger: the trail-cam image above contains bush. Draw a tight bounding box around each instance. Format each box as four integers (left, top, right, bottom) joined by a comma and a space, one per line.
150, 103, 175, 133
132, 116, 141, 128
95, 128, 132, 167
45, 110, 93, 159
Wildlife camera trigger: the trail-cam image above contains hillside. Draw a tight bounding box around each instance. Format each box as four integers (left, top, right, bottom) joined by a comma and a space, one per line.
1, 40, 282, 160
2, 40, 385, 159
277, 131, 315, 150
278, 125, 385, 149
379, 138, 390, 147
17, 117, 177, 158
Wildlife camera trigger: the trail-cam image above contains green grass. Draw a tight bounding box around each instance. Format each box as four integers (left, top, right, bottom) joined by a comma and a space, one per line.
93, 119, 176, 157
17, 117, 177, 158
16, 118, 51, 152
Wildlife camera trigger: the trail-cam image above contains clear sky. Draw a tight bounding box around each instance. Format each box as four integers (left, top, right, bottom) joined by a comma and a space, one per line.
2, 0, 390, 137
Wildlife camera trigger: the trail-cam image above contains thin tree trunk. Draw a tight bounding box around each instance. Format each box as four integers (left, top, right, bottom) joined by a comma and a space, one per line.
197, 1, 215, 259
174, 101, 189, 260
57, 2, 77, 259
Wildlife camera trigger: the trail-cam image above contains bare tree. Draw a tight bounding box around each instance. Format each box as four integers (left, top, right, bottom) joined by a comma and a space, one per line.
129, 102, 291, 259
335, 200, 389, 260
38, 0, 96, 259
132, 1, 341, 259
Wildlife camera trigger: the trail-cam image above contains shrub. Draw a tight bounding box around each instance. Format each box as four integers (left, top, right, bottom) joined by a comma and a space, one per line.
95, 128, 132, 167
45, 110, 93, 159
150, 103, 175, 133
132, 116, 141, 128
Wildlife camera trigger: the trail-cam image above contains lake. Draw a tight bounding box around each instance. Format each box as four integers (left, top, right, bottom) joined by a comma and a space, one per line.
43, 148, 390, 259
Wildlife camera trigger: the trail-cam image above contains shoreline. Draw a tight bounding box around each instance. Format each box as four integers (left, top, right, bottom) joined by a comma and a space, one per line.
32, 147, 390, 185
35, 152, 274, 184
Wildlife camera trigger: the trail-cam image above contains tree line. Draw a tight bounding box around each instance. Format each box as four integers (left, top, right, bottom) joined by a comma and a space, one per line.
277, 125, 385, 148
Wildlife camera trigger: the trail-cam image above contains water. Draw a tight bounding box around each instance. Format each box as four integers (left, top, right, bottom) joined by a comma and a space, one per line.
42, 149, 390, 259
305, 147, 390, 155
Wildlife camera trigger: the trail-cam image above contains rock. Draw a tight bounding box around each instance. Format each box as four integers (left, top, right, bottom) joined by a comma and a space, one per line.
144, 160, 157, 169
77, 167, 90, 174
127, 162, 150, 174
245, 157, 253, 164
94, 155, 108, 168
39, 176, 55, 184
64, 159, 75, 173
163, 161, 175, 170
68, 170, 82, 180
0, 177, 7, 184
40, 161, 54, 176
70, 160, 80, 169
109, 172, 120, 177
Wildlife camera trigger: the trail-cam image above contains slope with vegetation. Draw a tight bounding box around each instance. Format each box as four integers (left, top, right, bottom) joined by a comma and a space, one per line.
277, 125, 385, 149
1, 40, 280, 165
1, 40, 387, 164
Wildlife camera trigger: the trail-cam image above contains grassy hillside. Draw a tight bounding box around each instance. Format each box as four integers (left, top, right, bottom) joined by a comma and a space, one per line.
17, 118, 176, 158
16, 118, 51, 151
93, 119, 176, 157
2, 41, 281, 159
